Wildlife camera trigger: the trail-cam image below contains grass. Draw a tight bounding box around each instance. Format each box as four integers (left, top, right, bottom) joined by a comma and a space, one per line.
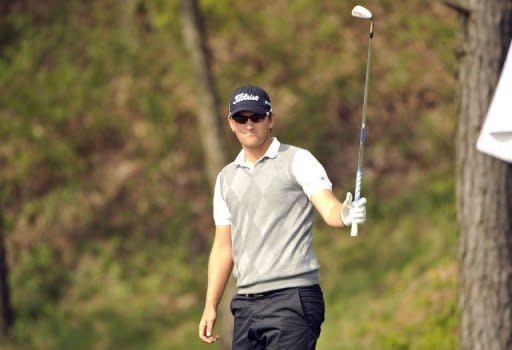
1, 1, 457, 348
6, 172, 457, 350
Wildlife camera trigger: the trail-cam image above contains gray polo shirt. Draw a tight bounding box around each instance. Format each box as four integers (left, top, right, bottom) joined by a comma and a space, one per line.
214, 138, 332, 293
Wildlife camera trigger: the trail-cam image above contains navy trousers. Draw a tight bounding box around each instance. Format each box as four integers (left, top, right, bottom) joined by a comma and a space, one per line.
230, 284, 325, 350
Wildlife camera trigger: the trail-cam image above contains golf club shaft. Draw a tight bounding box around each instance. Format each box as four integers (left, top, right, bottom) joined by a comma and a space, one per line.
351, 20, 373, 237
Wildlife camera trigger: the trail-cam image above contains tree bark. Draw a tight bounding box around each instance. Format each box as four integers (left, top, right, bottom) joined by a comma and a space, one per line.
0, 0, 18, 337
179, 0, 228, 188
179, 1, 234, 349
0, 208, 13, 335
0, 0, 17, 53
456, 1, 512, 349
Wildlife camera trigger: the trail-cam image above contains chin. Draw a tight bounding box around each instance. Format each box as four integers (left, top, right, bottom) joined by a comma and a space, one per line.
242, 141, 260, 149
240, 135, 260, 146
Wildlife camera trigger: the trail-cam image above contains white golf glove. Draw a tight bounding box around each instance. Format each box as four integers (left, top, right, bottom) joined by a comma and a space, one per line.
340, 192, 367, 226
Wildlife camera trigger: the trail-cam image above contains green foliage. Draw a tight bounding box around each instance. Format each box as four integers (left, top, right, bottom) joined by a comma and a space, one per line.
315, 175, 457, 350
13, 243, 70, 320
0, 0, 457, 348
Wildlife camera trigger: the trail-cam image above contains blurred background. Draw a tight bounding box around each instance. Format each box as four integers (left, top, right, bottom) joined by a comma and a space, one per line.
0, 0, 458, 349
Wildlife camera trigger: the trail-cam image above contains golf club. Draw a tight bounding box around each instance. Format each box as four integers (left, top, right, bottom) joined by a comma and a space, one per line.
351, 5, 373, 237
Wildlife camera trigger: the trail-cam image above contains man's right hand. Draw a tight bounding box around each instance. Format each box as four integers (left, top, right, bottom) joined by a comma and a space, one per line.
199, 307, 220, 343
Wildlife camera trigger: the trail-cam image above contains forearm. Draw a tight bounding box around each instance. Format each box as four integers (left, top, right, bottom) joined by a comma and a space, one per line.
323, 200, 344, 228
205, 244, 233, 310
311, 189, 345, 228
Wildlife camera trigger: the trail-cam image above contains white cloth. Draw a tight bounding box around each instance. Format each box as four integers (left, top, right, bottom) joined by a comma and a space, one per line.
213, 138, 332, 225
476, 39, 512, 163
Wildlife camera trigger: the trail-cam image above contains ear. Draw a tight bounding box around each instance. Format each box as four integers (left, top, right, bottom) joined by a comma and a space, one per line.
268, 112, 274, 128
228, 117, 236, 132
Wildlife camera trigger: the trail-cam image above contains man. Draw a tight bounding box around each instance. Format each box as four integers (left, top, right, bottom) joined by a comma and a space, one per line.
198, 84, 367, 349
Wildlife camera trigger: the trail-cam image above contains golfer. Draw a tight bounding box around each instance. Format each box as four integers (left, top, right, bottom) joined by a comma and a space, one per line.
199, 84, 367, 349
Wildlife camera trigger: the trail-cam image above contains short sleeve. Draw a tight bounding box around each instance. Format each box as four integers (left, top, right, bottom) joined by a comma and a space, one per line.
213, 173, 231, 226
292, 149, 333, 198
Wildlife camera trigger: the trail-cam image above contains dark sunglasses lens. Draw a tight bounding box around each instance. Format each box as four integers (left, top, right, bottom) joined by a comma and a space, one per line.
233, 114, 266, 124
251, 114, 267, 122
233, 116, 249, 124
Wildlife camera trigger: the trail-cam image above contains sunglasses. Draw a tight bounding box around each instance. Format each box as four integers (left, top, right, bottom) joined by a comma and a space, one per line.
232, 113, 268, 124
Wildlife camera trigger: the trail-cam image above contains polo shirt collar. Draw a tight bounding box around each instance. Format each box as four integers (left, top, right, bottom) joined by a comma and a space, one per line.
234, 137, 280, 168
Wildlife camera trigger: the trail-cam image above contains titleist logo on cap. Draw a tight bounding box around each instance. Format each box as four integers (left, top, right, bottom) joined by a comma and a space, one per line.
232, 93, 260, 104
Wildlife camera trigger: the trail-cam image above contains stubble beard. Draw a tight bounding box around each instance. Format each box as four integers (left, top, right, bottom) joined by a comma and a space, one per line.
239, 131, 271, 151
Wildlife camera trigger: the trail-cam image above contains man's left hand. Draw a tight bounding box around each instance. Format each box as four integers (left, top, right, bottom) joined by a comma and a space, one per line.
341, 192, 367, 226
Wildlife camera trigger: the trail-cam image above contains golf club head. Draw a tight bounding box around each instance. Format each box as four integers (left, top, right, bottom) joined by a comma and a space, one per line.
352, 5, 372, 20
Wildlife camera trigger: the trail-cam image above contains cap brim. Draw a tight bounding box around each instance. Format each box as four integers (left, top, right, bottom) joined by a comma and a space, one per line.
230, 101, 268, 116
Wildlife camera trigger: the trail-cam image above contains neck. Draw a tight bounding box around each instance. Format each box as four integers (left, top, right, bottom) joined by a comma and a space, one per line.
244, 137, 273, 164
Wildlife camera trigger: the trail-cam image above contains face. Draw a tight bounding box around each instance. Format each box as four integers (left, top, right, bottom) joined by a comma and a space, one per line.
229, 111, 274, 151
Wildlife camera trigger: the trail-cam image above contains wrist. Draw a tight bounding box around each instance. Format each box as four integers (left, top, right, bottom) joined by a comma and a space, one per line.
204, 298, 219, 311
340, 204, 351, 226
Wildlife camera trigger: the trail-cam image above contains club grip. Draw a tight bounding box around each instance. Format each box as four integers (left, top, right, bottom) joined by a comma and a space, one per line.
354, 170, 362, 204
351, 223, 358, 236
351, 170, 362, 237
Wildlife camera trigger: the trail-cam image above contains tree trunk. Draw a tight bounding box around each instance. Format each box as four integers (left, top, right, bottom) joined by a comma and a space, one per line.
0, 0, 17, 337
179, 0, 228, 188
456, 1, 512, 349
0, 0, 17, 54
0, 209, 13, 335
179, 1, 234, 349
